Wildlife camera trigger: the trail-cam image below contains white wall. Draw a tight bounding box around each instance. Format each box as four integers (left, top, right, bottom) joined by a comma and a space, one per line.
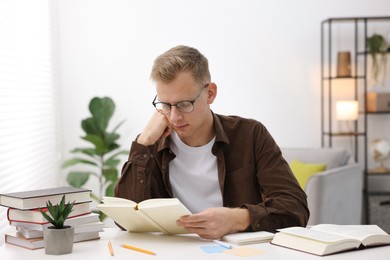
57, 0, 390, 183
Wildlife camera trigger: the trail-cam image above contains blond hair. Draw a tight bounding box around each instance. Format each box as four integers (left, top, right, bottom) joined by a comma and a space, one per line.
151, 45, 211, 84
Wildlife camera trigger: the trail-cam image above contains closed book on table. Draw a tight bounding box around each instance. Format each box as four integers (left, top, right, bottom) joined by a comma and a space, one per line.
10, 212, 100, 231
7, 202, 91, 223
5, 231, 101, 250
222, 231, 275, 245
0, 187, 91, 210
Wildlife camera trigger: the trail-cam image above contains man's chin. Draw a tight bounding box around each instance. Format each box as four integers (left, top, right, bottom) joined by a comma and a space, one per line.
175, 129, 190, 141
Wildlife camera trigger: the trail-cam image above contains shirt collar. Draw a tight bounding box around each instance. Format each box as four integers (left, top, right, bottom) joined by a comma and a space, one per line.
212, 111, 229, 144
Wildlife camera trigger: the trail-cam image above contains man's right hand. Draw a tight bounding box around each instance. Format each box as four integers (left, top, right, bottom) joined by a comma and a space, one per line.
136, 112, 172, 146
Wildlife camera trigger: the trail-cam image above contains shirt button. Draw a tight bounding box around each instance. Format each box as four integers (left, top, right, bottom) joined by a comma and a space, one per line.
138, 179, 144, 184
150, 154, 154, 158
143, 154, 148, 158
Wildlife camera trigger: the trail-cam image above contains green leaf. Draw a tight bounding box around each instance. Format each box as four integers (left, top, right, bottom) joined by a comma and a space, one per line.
82, 134, 107, 155
62, 157, 98, 168
89, 97, 115, 132
66, 171, 92, 187
105, 132, 120, 146
103, 168, 118, 182
97, 210, 107, 221
62, 202, 75, 219
106, 143, 120, 154
81, 117, 101, 136
59, 195, 65, 210
39, 208, 55, 225
104, 158, 120, 168
106, 150, 129, 161
71, 148, 99, 157
46, 201, 57, 221
105, 182, 117, 197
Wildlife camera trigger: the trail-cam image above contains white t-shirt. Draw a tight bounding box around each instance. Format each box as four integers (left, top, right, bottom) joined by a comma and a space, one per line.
169, 131, 223, 213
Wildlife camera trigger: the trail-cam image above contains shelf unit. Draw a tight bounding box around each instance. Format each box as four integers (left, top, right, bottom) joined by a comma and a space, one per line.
320, 16, 390, 224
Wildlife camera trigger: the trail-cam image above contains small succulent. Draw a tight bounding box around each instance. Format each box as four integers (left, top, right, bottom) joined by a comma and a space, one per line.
39, 195, 75, 229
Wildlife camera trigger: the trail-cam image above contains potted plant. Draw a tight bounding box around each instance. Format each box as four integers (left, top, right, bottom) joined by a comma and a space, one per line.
367, 33, 388, 86
62, 97, 127, 220
39, 195, 75, 255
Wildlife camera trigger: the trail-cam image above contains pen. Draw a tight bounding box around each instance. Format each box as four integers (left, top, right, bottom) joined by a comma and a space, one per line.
108, 240, 114, 256
121, 244, 156, 255
212, 240, 232, 249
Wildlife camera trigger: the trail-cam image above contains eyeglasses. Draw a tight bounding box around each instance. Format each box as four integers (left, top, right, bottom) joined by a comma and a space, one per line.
152, 84, 209, 114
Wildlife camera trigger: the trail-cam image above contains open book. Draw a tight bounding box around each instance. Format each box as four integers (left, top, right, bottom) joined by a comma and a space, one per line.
271, 224, 390, 256
97, 197, 192, 235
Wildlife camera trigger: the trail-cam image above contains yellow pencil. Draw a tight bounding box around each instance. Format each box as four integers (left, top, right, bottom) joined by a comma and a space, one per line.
121, 243, 156, 255
108, 240, 114, 256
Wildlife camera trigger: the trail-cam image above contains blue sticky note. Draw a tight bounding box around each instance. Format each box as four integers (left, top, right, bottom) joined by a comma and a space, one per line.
200, 245, 226, 253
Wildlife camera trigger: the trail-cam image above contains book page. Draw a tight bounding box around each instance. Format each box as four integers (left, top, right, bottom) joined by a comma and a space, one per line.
139, 198, 191, 235
312, 224, 390, 246
278, 227, 356, 243
101, 196, 135, 204
97, 203, 158, 233
138, 198, 188, 208
272, 229, 360, 256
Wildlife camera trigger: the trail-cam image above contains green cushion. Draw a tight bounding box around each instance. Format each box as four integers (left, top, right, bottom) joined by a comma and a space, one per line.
290, 160, 327, 189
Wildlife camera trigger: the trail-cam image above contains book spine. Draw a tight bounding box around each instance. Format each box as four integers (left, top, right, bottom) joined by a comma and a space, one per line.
6, 207, 10, 221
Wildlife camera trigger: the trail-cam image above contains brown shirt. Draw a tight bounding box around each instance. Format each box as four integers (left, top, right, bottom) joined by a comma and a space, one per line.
115, 112, 309, 232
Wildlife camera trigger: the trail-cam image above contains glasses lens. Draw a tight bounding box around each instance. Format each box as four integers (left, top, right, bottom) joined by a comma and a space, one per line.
155, 103, 171, 114
176, 101, 194, 113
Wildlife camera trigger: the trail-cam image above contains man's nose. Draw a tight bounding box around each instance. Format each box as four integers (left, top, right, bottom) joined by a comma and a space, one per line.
169, 106, 183, 122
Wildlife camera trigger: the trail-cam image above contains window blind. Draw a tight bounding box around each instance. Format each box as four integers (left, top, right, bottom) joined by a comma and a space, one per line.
0, 0, 60, 245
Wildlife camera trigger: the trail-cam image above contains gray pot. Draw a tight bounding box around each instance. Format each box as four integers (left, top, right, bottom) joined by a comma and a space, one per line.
43, 226, 74, 255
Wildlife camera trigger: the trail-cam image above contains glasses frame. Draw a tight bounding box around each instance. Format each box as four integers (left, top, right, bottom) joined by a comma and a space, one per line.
152, 84, 209, 114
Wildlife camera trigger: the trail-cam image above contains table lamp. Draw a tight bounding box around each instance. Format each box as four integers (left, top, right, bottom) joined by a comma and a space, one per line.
336, 100, 358, 132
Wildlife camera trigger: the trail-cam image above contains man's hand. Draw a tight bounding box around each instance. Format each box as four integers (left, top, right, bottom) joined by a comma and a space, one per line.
137, 112, 172, 146
176, 207, 250, 239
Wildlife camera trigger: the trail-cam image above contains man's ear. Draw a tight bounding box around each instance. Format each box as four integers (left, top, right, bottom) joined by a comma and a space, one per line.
207, 83, 217, 104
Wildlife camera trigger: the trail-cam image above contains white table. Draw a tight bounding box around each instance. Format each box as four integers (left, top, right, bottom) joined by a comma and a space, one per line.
1, 228, 390, 259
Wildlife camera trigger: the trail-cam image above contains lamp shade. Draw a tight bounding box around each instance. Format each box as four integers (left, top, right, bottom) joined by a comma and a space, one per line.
336, 101, 359, 120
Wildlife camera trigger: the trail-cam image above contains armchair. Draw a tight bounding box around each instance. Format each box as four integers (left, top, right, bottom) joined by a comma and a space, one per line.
281, 147, 363, 225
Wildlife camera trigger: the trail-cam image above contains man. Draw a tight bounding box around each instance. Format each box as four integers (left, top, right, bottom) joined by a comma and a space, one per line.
115, 45, 309, 239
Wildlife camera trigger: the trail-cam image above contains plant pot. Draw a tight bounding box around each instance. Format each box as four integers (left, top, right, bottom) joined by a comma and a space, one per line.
43, 226, 74, 255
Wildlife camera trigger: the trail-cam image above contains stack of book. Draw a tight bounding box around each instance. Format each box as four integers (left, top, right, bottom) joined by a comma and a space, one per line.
0, 186, 105, 250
